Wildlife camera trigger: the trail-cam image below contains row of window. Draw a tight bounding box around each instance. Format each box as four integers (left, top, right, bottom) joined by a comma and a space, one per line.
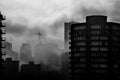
72, 42, 108, 46
91, 42, 108, 46
112, 26, 120, 30
72, 31, 109, 35
91, 53, 108, 57
72, 36, 109, 41
72, 47, 108, 51
71, 64, 119, 69
71, 58, 108, 63
91, 36, 108, 40
91, 47, 108, 51
72, 52, 108, 57
71, 69, 108, 73
73, 25, 109, 30
112, 37, 120, 41
91, 59, 108, 63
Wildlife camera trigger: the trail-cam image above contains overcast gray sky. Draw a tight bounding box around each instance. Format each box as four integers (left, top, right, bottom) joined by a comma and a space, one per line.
0, 0, 120, 53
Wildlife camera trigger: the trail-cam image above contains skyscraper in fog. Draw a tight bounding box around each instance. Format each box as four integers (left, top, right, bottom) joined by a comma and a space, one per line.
65, 15, 120, 80
2, 41, 18, 60
20, 43, 33, 63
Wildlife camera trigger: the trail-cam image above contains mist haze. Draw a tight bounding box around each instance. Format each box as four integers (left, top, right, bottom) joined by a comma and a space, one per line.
1, 0, 120, 70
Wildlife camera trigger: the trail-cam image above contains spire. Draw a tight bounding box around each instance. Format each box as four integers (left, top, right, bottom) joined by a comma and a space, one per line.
37, 32, 42, 44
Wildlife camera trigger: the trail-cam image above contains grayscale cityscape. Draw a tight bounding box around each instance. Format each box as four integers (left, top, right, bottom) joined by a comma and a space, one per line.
0, 0, 120, 80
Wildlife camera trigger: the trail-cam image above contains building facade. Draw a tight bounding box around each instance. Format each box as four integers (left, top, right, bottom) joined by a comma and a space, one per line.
0, 12, 6, 58
2, 58, 19, 74
21, 61, 41, 75
65, 15, 120, 80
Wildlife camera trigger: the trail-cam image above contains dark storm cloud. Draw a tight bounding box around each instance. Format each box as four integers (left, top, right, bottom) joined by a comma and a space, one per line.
50, 15, 67, 34
72, 7, 108, 22
80, 7, 107, 17
6, 20, 46, 37
110, 1, 120, 22
6, 21, 28, 36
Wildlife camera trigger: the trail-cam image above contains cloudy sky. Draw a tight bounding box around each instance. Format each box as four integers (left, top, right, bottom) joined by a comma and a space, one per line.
0, 0, 120, 53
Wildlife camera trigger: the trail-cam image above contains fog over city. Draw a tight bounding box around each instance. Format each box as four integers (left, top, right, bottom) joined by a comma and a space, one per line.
1, 0, 120, 68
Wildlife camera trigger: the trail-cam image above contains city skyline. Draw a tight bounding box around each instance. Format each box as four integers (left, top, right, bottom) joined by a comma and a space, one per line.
0, 0, 120, 53
1, 14, 120, 80
1, 0, 120, 79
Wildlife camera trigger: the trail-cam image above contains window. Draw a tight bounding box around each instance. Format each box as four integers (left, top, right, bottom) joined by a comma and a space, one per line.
79, 48, 86, 51
91, 47, 99, 51
74, 26, 86, 30
80, 58, 86, 62
91, 42, 107, 46
91, 53, 108, 57
100, 36, 108, 40
92, 59, 108, 63
113, 26, 120, 30
100, 47, 108, 51
91, 42, 100, 46
74, 64, 86, 68
79, 37, 86, 40
74, 37, 86, 40
91, 36, 99, 40
91, 30, 101, 35
99, 64, 108, 68
76, 42, 86, 46
91, 25, 101, 29
91, 64, 108, 68
74, 53, 86, 57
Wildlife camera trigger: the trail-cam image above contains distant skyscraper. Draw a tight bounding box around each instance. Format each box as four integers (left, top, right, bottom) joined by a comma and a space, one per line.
20, 43, 33, 63
65, 15, 120, 80
4, 41, 12, 50
2, 41, 18, 60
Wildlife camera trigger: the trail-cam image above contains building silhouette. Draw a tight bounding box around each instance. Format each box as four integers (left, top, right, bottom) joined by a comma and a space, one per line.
20, 61, 41, 78
65, 15, 120, 80
21, 61, 41, 73
2, 58, 19, 74
1, 12, 6, 79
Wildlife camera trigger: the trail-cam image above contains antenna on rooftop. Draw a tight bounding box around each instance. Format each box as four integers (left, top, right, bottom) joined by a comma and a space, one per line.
37, 32, 42, 45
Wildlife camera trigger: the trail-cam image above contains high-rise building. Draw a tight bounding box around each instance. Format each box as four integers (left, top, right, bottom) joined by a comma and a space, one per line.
61, 22, 78, 79
1, 12, 6, 79
65, 15, 120, 80
20, 43, 33, 63
0, 12, 6, 58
